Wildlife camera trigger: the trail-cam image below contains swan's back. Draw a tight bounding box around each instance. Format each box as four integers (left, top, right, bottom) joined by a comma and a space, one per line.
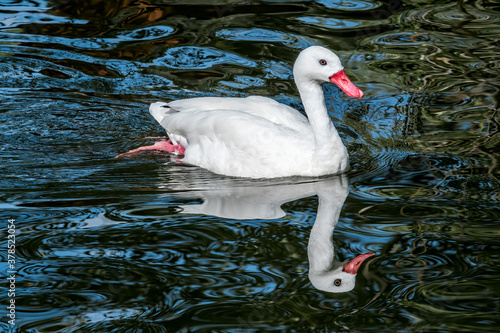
150, 96, 311, 134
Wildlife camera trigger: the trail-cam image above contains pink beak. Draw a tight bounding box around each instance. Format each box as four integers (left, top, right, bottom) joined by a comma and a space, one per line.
342, 253, 374, 274
329, 70, 364, 98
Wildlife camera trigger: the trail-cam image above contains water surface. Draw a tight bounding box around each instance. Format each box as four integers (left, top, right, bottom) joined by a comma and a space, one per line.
1, 0, 499, 332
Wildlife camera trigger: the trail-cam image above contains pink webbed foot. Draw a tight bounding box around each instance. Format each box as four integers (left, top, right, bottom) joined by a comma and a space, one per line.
115, 139, 185, 158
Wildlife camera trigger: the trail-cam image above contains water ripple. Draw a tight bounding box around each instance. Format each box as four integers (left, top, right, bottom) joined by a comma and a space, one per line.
154, 46, 257, 69
1, 0, 500, 332
316, 0, 383, 11
216, 28, 314, 49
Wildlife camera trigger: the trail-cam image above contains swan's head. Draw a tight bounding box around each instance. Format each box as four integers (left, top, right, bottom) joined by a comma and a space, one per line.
309, 253, 374, 293
293, 46, 363, 98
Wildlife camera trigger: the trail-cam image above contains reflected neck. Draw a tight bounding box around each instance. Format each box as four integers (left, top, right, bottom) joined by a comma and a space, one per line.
307, 178, 350, 273
307, 192, 344, 272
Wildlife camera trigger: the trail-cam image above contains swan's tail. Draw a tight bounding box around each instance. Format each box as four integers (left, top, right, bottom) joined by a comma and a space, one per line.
149, 102, 176, 125
149, 101, 186, 149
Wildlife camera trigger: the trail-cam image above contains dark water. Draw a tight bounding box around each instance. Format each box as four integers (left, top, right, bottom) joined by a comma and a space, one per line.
1, 0, 499, 331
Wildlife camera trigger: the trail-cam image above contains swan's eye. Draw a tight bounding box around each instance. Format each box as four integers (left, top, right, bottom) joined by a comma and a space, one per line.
334, 279, 342, 287
319, 59, 327, 66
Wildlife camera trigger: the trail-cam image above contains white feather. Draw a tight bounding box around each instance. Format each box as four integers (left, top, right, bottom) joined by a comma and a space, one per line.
149, 46, 362, 178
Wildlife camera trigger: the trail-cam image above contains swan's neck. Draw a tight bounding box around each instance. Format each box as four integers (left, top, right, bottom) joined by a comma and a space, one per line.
296, 79, 344, 156
307, 193, 343, 272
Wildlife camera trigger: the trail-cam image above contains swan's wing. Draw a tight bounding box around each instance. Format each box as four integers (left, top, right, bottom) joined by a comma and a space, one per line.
158, 108, 314, 178
153, 96, 310, 133
162, 108, 307, 148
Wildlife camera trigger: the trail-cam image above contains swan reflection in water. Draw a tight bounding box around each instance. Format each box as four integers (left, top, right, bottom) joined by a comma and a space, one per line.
158, 166, 374, 293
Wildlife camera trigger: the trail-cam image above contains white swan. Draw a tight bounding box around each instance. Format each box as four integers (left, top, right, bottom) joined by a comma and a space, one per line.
119, 46, 363, 178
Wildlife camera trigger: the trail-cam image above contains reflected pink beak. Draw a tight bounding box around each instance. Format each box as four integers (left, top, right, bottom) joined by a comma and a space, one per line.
329, 70, 364, 98
342, 253, 374, 274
